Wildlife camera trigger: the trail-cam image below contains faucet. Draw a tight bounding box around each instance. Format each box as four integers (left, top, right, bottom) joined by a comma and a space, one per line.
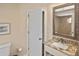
59, 38, 66, 44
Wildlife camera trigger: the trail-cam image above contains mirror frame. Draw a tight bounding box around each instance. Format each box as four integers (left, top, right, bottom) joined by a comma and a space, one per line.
53, 3, 76, 39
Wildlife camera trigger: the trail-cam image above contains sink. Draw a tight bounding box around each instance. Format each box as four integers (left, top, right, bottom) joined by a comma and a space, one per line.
51, 42, 68, 50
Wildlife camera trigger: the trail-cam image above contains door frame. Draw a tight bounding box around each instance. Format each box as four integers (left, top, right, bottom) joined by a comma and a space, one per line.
26, 9, 45, 56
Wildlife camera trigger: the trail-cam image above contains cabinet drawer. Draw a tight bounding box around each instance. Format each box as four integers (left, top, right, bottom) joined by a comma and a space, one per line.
45, 45, 68, 56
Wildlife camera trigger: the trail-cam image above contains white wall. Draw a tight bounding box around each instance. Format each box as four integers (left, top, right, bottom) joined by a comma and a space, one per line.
0, 3, 63, 56
0, 3, 51, 56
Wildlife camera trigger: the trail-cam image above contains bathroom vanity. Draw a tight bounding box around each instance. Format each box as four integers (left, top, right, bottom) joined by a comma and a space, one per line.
44, 36, 79, 56
45, 3, 79, 56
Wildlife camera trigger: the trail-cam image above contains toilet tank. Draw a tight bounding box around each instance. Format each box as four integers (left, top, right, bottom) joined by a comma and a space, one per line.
0, 43, 11, 56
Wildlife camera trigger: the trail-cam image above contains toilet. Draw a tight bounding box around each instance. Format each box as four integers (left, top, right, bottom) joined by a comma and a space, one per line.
0, 43, 11, 56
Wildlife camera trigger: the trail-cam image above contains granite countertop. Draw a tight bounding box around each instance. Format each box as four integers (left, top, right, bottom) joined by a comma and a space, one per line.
44, 39, 78, 56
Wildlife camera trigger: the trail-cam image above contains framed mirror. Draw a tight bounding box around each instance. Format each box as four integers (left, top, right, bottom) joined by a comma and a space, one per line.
53, 4, 75, 38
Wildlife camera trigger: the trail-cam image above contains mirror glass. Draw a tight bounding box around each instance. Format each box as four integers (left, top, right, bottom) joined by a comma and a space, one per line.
54, 4, 75, 37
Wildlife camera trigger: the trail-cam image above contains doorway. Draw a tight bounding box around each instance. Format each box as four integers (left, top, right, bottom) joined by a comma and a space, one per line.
27, 9, 45, 56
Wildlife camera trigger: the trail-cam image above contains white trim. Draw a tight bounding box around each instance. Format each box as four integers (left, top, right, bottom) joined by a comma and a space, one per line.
26, 11, 29, 56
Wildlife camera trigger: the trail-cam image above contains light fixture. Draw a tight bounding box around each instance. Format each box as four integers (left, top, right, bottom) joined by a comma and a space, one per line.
67, 17, 72, 23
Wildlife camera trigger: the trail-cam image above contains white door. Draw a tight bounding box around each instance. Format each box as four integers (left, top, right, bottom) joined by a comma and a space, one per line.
28, 9, 44, 56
